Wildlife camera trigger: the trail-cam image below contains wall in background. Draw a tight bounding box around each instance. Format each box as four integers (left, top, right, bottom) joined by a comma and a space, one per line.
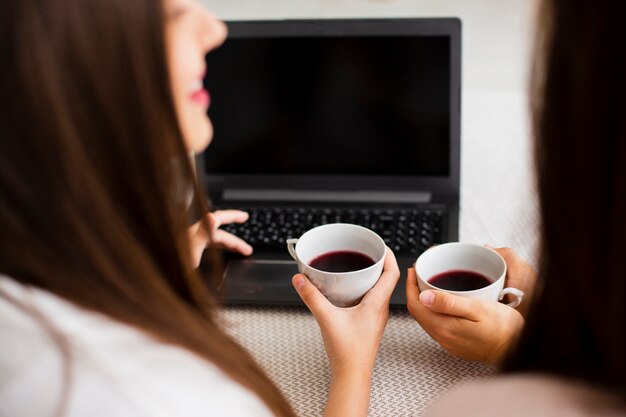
201, 0, 539, 94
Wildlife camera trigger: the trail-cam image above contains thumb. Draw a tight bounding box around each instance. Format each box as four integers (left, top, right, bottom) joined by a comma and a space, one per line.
292, 274, 333, 317
419, 290, 482, 321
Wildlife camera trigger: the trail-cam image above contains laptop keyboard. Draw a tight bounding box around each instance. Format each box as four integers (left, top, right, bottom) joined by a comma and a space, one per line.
216, 206, 446, 256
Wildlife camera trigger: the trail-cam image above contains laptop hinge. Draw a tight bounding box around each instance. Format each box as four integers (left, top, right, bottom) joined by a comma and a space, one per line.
222, 189, 431, 204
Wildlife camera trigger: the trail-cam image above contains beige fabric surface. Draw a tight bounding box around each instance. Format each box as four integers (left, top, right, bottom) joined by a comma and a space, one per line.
223, 91, 538, 416
224, 307, 495, 417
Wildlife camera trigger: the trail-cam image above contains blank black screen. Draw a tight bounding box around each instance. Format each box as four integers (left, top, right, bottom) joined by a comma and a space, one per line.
204, 36, 450, 177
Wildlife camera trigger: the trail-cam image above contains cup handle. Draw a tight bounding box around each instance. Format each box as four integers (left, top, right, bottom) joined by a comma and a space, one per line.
499, 287, 524, 308
286, 238, 299, 262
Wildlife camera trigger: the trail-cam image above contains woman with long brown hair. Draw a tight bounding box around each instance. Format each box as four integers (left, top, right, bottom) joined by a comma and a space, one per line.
407, 0, 625, 414
0, 0, 399, 416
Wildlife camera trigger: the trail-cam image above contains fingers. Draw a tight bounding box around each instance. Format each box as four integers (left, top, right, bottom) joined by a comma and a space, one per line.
205, 210, 252, 255
363, 248, 400, 305
209, 210, 249, 228
405, 267, 421, 305
485, 244, 537, 319
418, 290, 483, 322
406, 267, 482, 321
406, 268, 447, 330
292, 274, 333, 318
485, 244, 525, 266
212, 229, 253, 255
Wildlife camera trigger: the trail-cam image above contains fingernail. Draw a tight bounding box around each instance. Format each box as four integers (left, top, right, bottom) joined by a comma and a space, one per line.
420, 290, 435, 306
293, 276, 306, 290
484, 243, 494, 249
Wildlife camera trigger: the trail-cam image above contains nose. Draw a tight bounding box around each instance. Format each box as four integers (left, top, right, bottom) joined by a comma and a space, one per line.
199, 10, 227, 54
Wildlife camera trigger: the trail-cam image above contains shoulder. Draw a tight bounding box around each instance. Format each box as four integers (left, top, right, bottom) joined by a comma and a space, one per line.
425, 374, 624, 417
0, 276, 273, 417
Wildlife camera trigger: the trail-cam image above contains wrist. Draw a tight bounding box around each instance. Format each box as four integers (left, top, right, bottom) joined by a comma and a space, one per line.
330, 362, 374, 382
324, 366, 373, 417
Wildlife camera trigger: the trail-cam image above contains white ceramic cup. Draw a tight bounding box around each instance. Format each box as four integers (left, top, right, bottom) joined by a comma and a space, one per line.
415, 242, 524, 308
287, 223, 386, 307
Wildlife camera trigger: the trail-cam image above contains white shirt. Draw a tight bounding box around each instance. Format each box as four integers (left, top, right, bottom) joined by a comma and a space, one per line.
0, 276, 273, 417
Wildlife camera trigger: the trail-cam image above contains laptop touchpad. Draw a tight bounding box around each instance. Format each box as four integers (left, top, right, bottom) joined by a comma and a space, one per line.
221, 259, 301, 303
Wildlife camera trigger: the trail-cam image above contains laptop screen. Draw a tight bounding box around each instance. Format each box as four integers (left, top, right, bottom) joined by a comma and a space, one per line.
202, 19, 460, 194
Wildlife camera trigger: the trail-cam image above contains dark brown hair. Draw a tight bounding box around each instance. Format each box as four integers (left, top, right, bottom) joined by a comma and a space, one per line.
503, 0, 626, 397
0, 0, 295, 415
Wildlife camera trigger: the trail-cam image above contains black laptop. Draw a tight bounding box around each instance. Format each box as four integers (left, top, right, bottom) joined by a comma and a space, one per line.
199, 18, 461, 307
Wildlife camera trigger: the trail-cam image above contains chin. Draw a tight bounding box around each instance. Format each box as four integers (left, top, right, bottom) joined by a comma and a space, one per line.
184, 118, 213, 153
192, 120, 213, 152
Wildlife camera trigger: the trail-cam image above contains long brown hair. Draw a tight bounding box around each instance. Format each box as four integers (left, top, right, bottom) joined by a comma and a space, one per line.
503, 0, 626, 398
0, 0, 295, 415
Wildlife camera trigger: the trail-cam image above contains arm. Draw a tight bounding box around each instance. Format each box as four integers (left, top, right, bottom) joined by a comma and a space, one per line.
292, 249, 400, 417
406, 246, 537, 366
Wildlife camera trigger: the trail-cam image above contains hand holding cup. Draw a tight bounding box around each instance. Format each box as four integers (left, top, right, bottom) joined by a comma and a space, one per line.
407, 243, 528, 366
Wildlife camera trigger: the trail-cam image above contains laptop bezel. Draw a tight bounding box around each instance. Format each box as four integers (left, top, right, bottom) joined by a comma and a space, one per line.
199, 18, 462, 199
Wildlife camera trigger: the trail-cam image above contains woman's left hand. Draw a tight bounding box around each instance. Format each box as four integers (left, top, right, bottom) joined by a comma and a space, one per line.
188, 210, 253, 267
406, 267, 524, 366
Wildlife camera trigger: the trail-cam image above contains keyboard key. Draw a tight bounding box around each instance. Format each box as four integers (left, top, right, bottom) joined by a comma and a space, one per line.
214, 205, 446, 257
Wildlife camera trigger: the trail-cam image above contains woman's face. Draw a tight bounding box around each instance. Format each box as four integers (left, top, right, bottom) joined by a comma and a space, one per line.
165, 0, 227, 153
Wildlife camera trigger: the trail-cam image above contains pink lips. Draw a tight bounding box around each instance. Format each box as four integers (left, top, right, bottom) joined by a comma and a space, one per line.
191, 88, 210, 109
